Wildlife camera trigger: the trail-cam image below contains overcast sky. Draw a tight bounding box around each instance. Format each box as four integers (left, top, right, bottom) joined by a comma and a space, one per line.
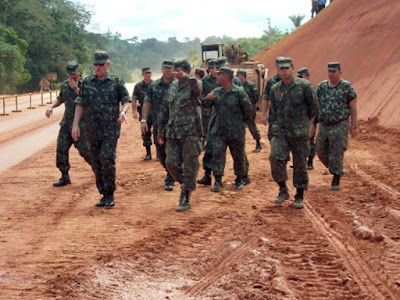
74, 0, 322, 41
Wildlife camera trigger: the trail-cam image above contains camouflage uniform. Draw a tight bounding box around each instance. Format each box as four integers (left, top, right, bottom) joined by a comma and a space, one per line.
316, 79, 357, 175
144, 76, 176, 171
158, 75, 203, 192
242, 79, 261, 141
75, 73, 131, 195
201, 73, 218, 136
56, 78, 92, 174
132, 79, 153, 146
207, 82, 253, 179
263, 74, 282, 140
269, 76, 318, 189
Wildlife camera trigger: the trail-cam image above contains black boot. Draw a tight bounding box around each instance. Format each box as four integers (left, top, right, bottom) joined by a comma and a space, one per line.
274, 182, 289, 204
211, 175, 223, 192
105, 192, 115, 207
331, 174, 340, 190
254, 139, 262, 152
144, 145, 152, 161
53, 172, 71, 187
292, 188, 304, 209
307, 157, 314, 170
197, 168, 212, 185
243, 173, 250, 185
176, 189, 191, 212
95, 195, 106, 207
234, 177, 244, 190
165, 173, 174, 191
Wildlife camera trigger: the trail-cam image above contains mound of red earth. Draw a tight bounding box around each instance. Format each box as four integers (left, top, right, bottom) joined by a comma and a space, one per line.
253, 0, 400, 129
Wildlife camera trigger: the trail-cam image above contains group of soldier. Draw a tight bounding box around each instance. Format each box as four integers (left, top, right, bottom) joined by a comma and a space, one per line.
46, 50, 357, 212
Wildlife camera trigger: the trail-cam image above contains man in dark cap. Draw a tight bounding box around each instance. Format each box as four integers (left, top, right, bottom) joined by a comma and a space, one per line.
46, 61, 92, 187
132, 67, 153, 160
316, 62, 357, 190
269, 58, 318, 209
194, 68, 205, 80
141, 60, 177, 191
203, 67, 254, 192
261, 56, 284, 141
157, 58, 203, 211
237, 69, 262, 152
71, 51, 132, 207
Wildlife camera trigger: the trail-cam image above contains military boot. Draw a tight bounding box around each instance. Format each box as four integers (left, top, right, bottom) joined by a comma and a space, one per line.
307, 157, 314, 170
274, 186, 289, 204
197, 169, 212, 185
243, 174, 250, 185
292, 194, 304, 209
165, 173, 174, 191
53, 172, 71, 187
331, 174, 340, 191
105, 192, 115, 208
144, 145, 152, 161
95, 195, 106, 207
254, 139, 262, 152
176, 189, 191, 212
234, 177, 244, 190
211, 175, 223, 192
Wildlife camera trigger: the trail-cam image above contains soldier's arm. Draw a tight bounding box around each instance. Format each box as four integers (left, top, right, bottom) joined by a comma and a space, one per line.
45, 99, 62, 118
71, 104, 84, 141
131, 85, 139, 119
239, 91, 254, 121
349, 98, 358, 137
304, 82, 319, 120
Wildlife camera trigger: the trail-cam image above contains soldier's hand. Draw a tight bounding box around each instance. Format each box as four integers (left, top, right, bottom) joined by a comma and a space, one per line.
71, 124, 80, 142
69, 78, 78, 90
45, 108, 52, 118
260, 116, 268, 125
141, 122, 148, 135
117, 111, 128, 124
132, 110, 138, 120
310, 123, 316, 137
205, 92, 216, 100
157, 133, 165, 145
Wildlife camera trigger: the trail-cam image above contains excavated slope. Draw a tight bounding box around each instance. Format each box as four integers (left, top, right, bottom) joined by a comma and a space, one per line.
253, 0, 400, 129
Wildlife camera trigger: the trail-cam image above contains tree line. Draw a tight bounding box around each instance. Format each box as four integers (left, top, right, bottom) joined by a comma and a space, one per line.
0, 0, 295, 94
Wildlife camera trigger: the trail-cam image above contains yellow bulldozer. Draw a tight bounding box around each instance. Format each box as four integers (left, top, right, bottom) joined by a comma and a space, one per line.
200, 42, 267, 107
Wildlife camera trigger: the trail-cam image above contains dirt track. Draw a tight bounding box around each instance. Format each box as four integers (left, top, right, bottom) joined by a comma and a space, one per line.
1, 102, 400, 299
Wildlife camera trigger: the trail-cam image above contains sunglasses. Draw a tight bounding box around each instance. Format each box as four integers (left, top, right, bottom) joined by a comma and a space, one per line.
94, 63, 105, 66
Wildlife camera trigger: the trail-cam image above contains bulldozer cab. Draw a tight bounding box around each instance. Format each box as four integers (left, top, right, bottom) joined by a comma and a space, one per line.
200, 43, 225, 69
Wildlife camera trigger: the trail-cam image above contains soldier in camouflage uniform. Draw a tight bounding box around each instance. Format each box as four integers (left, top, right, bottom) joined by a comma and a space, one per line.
203, 67, 254, 192
158, 58, 203, 211
316, 62, 357, 190
236, 69, 262, 152
46, 61, 92, 187
72, 51, 132, 207
261, 56, 284, 141
269, 58, 318, 209
194, 68, 205, 80
131, 67, 153, 160
141, 61, 177, 191
298, 67, 317, 170
311, 0, 318, 18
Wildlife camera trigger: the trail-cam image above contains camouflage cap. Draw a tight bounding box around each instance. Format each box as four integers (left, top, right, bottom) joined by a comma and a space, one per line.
142, 66, 151, 73
275, 56, 285, 67
173, 58, 191, 71
208, 60, 216, 69
217, 67, 233, 77
236, 69, 247, 76
297, 67, 309, 76
195, 68, 205, 75
93, 50, 109, 64
215, 57, 228, 68
328, 62, 341, 71
162, 60, 174, 68
66, 61, 79, 74
277, 57, 293, 68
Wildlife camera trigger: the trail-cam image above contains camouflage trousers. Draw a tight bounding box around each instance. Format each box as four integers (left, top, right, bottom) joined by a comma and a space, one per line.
56, 125, 91, 173
212, 134, 247, 178
309, 134, 316, 159
153, 124, 167, 170
247, 106, 261, 141
165, 136, 202, 191
139, 109, 153, 147
202, 131, 214, 172
316, 119, 350, 176
270, 136, 310, 189
90, 137, 118, 195
267, 111, 276, 141
201, 107, 212, 137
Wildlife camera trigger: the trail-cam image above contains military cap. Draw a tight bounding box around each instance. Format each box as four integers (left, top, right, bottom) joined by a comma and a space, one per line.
162, 60, 174, 68
297, 67, 309, 76
173, 58, 191, 71
275, 56, 285, 67
328, 62, 341, 71
195, 68, 205, 76
142, 66, 151, 73
277, 57, 293, 68
93, 50, 109, 64
236, 69, 247, 76
208, 60, 216, 69
215, 57, 228, 68
66, 61, 79, 74
217, 67, 233, 77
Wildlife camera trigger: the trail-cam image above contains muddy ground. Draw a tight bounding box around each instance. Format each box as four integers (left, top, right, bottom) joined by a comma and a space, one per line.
0, 101, 399, 299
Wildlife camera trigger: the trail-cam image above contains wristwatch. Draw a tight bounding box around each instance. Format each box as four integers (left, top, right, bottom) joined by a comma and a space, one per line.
140, 119, 147, 123
73, 86, 79, 90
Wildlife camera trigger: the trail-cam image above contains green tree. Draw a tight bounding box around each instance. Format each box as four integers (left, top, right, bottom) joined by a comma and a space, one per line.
289, 14, 306, 28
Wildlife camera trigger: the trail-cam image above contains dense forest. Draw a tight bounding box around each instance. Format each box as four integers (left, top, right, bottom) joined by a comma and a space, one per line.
0, 0, 289, 94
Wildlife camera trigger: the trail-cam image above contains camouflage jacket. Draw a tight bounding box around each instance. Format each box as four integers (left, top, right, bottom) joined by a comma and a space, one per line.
132, 79, 153, 107
316, 79, 357, 125
262, 74, 281, 101
270, 76, 318, 140
158, 75, 203, 139
75, 73, 132, 139
57, 78, 83, 129
242, 79, 259, 106
201, 74, 218, 97
144, 76, 176, 122
232, 76, 243, 87
206, 84, 253, 139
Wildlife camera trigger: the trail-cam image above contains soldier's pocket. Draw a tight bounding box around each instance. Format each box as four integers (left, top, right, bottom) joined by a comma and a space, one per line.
289, 123, 309, 140
187, 136, 202, 156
